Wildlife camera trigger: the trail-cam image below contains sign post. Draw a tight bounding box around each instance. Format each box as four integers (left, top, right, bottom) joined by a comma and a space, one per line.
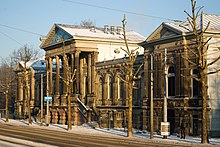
44, 97, 52, 126
161, 122, 170, 137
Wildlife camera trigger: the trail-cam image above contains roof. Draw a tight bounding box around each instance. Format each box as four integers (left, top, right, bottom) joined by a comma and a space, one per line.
57, 24, 146, 41
143, 13, 220, 44
40, 24, 146, 48
164, 13, 220, 33
15, 56, 47, 72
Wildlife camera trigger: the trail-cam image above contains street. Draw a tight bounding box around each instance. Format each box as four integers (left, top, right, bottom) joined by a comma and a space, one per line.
0, 121, 208, 147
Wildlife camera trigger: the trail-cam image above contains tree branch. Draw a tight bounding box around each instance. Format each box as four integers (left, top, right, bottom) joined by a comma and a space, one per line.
207, 55, 220, 67
207, 69, 220, 75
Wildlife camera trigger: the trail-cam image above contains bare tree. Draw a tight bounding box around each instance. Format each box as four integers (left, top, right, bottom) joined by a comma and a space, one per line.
12, 45, 41, 124
0, 58, 15, 122
181, 0, 220, 143
57, 41, 77, 131
118, 15, 143, 137
80, 19, 95, 28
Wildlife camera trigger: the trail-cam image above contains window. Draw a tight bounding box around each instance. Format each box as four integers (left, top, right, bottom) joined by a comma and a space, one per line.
98, 77, 103, 100
107, 75, 113, 99
192, 69, 200, 97
168, 66, 175, 97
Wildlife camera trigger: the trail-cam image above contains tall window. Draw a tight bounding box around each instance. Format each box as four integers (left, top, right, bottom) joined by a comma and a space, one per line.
168, 66, 175, 97
192, 69, 200, 97
98, 77, 104, 102
119, 78, 124, 99
108, 75, 113, 99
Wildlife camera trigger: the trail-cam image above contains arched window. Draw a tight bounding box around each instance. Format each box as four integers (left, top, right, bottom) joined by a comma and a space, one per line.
98, 77, 104, 102
120, 78, 124, 99
107, 75, 113, 99
192, 69, 200, 97
168, 66, 175, 97
117, 76, 124, 99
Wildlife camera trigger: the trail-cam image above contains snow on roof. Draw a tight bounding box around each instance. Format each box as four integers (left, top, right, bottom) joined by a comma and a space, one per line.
164, 13, 220, 33
57, 24, 146, 41
18, 56, 45, 69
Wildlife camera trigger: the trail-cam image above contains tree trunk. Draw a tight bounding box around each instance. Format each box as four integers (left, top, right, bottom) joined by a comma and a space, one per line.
67, 91, 72, 131
5, 90, 9, 123
201, 71, 208, 143
127, 67, 133, 137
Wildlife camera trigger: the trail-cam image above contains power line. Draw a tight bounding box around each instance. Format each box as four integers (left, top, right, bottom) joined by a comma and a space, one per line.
61, 0, 182, 22
0, 31, 23, 46
0, 23, 43, 36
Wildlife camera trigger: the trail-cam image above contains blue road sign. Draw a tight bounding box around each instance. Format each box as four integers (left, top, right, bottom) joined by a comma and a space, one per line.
44, 97, 53, 102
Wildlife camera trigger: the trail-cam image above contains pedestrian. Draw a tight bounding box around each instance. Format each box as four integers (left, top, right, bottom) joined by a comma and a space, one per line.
180, 119, 186, 139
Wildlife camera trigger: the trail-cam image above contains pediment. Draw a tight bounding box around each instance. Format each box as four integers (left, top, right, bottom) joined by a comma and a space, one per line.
146, 23, 180, 42
40, 24, 72, 48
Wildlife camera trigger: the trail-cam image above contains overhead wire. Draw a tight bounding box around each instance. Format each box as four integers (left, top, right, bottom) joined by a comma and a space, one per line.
61, 0, 182, 22
0, 30, 23, 46
0, 23, 43, 36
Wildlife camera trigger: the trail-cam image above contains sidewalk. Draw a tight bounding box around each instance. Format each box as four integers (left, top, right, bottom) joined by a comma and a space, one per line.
1, 118, 220, 146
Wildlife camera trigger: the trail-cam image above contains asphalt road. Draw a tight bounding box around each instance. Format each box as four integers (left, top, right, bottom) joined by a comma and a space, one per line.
0, 122, 213, 147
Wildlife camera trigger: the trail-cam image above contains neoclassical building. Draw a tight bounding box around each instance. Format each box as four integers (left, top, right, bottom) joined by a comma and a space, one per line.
15, 14, 220, 137
14, 56, 48, 119
14, 24, 146, 127
140, 13, 220, 137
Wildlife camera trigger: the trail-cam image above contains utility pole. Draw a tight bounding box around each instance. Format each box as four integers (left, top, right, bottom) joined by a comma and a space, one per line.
163, 48, 168, 139
46, 70, 49, 126
40, 74, 43, 124
150, 54, 154, 139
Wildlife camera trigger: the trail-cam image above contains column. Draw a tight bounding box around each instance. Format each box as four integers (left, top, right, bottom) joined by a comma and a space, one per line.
54, 55, 60, 106
30, 68, 35, 108
71, 53, 75, 93
87, 53, 92, 94
91, 52, 98, 94
103, 77, 108, 105
23, 69, 29, 117
17, 73, 23, 101
80, 58, 84, 102
61, 54, 68, 106
113, 77, 118, 105
17, 72, 23, 117
75, 51, 80, 93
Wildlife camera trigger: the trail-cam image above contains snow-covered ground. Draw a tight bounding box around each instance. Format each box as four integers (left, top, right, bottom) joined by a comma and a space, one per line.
0, 118, 220, 146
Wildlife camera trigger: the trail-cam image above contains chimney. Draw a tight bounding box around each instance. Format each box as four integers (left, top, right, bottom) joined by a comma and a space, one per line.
104, 25, 109, 33
110, 26, 115, 34
116, 26, 122, 35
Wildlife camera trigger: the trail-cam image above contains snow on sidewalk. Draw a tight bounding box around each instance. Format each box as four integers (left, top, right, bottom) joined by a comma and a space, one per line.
1, 118, 220, 146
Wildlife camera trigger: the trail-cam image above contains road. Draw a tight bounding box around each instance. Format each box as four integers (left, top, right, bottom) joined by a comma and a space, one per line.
0, 122, 214, 147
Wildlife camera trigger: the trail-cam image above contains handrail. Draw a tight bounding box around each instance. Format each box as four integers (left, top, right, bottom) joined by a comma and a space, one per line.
77, 98, 88, 111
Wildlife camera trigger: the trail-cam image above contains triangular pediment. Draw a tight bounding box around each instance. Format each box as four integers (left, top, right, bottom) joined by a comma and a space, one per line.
40, 24, 72, 48
146, 23, 181, 42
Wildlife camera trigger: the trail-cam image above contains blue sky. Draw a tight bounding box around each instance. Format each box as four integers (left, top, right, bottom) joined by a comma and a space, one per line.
0, 0, 219, 58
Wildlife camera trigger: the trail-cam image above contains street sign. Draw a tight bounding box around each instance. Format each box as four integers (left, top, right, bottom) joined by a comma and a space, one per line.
44, 97, 53, 102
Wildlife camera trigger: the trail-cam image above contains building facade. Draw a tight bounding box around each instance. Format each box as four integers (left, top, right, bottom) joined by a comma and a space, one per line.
140, 13, 220, 137
14, 14, 220, 137
14, 24, 146, 127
